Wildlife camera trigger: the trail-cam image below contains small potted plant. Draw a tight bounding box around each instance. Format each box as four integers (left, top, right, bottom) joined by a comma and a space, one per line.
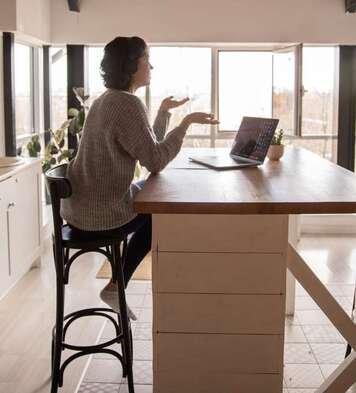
267, 129, 284, 161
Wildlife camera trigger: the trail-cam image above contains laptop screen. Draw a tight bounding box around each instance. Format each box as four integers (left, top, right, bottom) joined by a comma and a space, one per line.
230, 117, 279, 162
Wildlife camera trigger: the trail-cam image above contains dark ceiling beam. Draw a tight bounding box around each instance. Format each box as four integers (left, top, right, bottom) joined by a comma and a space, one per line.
68, 0, 80, 12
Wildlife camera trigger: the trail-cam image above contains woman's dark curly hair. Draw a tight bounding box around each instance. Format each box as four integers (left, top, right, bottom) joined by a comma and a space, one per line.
100, 36, 147, 91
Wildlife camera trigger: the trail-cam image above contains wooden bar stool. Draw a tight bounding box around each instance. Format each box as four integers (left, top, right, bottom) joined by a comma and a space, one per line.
45, 164, 135, 393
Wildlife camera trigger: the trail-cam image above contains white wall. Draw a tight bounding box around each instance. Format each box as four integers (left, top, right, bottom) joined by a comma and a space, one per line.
0, 0, 17, 33
16, 0, 50, 43
51, 0, 356, 44
0, 32, 5, 156
0, 0, 50, 43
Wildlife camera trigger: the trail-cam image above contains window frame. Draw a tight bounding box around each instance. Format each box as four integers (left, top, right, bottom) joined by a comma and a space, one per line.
148, 44, 214, 143
85, 43, 340, 149
49, 45, 68, 132
216, 47, 274, 136
14, 40, 42, 143
299, 44, 340, 138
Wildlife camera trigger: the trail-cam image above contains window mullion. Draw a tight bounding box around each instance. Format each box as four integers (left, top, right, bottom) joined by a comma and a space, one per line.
295, 44, 303, 137
30, 46, 36, 134
33, 46, 42, 135
211, 48, 218, 148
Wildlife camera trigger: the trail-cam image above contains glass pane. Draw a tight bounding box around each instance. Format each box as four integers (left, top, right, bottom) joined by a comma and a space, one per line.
50, 47, 67, 130
287, 137, 337, 163
182, 138, 211, 148
88, 47, 105, 104
15, 43, 32, 136
215, 139, 235, 148
87, 47, 146, 106
273, 49, 295, 134
150, 47, 211, 135
302, 47, 338, 135
219, 51, 272, 131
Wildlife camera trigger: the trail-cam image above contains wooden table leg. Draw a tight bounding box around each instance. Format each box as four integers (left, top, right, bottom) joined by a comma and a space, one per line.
286, 215, 301, 316
287, 244, 356, 392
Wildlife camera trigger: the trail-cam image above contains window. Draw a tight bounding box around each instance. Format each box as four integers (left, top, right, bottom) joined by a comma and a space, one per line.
87, 46, 105, 104
87, 47, 146, 105
286, 46, 339, 163
85, 44, 339, 162
150, 47, 211, 135
50, 47, 67, 130
219, 51, 272, 131
272, 47, 297, 135
301, 46, 338, 136
15, 43, 34, 137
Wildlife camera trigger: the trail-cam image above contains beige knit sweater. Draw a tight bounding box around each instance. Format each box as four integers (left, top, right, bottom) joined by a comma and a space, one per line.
61, 89, 186, 231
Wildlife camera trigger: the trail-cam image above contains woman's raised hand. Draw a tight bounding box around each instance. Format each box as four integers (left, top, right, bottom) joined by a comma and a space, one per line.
160, 96, 190, 111
182, 112, 219, 127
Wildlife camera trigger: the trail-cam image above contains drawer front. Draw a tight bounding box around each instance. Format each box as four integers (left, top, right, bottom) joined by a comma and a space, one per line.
154, 372, 283, 393
155, 252, 285, 294
155, 333, 283, 374
153, 214, 288, 253
155, 293, 285, 334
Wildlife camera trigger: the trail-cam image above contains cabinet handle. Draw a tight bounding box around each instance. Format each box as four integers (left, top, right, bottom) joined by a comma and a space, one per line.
6, 209, 11, 275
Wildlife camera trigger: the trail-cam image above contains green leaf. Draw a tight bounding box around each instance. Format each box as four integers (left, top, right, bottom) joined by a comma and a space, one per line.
68, 108, 79, 118
78, 110, 85, 129
34, 141, 41, 152
54, 129, 65, 145
42, 161, 51, 173
50, 144, 58, 155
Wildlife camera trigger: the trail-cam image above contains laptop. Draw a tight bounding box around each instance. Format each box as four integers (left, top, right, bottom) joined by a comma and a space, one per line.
189, 116, 279, 170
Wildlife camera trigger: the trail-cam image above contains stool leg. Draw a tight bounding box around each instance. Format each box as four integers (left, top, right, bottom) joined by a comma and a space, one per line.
113, 241, 135, 393
51, 246, 65, 393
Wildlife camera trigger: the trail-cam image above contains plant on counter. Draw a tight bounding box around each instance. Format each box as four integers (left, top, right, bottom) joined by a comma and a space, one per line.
267, 129, 285, 161
26, 135, 42, 158
41, 119, 74, 173
25, 87, 90, 172
271, 128, 284, 145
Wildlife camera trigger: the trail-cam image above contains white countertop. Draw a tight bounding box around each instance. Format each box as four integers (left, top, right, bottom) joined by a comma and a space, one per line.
0, 157, 42, 182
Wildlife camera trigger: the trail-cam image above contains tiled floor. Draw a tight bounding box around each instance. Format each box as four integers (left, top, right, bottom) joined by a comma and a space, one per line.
78, 236, 356, 393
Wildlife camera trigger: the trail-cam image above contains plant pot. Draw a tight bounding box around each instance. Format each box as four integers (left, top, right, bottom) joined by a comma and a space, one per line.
267, 144, 284, 161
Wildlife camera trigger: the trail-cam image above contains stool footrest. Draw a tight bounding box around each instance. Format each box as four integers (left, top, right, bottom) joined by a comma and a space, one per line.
58, 348, 126, 387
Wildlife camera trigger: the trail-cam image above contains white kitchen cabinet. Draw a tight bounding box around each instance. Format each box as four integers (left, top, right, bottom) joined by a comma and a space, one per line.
0, 160, 42, 299
0, 178, 13, 296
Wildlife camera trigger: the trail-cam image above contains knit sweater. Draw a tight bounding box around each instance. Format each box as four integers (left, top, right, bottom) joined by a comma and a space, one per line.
61, 89, 186, 231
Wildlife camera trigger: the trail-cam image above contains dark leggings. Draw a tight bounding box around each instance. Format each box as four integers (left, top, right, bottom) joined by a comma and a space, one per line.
119, 180, 152, 286
118, 213, 152, 286
69, 214, 152, 287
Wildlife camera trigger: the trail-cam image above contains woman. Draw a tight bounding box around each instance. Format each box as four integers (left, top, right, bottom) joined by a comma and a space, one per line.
61, 36, 218, 316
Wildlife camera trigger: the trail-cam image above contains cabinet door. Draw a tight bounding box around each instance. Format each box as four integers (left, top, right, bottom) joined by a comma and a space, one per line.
0, 178, 14, 296
9, 168, 40, 278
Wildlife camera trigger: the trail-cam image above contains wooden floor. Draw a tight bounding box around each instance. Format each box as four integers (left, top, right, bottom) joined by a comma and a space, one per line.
0, 235, 355, 393
0, 239, 108, 393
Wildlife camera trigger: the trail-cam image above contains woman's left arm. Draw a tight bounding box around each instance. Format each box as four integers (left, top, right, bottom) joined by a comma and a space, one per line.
153, 96, 189, 141
152, 109, 171, 141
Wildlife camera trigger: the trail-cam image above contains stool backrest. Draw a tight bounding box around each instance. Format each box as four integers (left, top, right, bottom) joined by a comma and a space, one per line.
45, 164, 72, 247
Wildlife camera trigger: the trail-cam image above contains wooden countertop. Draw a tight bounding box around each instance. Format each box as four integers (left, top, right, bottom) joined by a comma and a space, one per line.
0, 158, 41, 182
134, 147, 356, 215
